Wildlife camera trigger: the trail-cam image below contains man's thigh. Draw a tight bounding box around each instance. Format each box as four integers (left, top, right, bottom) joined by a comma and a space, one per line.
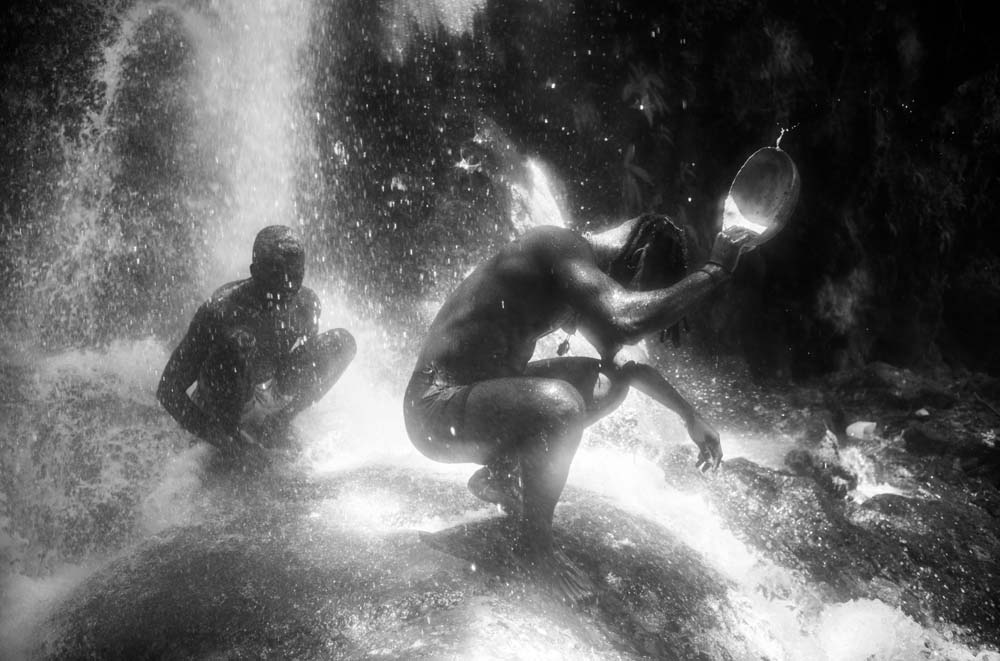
278, 328, 356, 400
196, 328, 256, 428
523, 357, 629, 422
407, 374, 585, 464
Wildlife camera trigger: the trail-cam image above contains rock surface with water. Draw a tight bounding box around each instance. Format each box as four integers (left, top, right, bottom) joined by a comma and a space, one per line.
3, 348, 1000, 660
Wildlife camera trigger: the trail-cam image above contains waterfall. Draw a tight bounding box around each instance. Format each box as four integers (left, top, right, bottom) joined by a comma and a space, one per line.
10, 0, 316, 345
1, 1, 997, 659
182, 0, 315, 282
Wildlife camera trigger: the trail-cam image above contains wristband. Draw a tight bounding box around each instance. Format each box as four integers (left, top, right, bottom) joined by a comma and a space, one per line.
699, 263, 728, 285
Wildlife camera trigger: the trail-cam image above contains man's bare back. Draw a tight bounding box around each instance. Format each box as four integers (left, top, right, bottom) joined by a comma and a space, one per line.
416, 227, 587, 381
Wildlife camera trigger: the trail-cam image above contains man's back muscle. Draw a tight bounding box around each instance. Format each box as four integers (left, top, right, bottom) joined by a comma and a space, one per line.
417, 227, 592, 379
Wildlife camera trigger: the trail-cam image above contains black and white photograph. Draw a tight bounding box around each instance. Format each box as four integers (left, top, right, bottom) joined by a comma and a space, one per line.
2, 1, 998, 658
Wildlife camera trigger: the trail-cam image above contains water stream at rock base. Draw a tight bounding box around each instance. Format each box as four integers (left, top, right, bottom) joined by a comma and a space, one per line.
1, 1, 998, 659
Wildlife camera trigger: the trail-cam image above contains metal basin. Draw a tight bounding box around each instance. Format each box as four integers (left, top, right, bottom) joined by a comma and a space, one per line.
723, 147, 800, 246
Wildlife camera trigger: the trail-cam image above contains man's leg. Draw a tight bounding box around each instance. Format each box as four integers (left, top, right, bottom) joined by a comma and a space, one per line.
277, 328, 357, 415
464, 376, 601, 600
197, 328, 256, 437
409, 374, 587, 544
253, 328, 355, 444
406, 372, 595, 601
459, 378, 586, 549
523, 357, 630, 425
468, 357, 630, 509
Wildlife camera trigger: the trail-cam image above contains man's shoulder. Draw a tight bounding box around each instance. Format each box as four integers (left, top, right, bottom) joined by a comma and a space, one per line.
297, 285, 320, 303
194, 279, 251, 319
516, 225, 586, 251
294, 286, 321, 312
514, 225, 593, 265
208, 279, 249, 302
520, 224, 579, 242
481, 226, 595, 289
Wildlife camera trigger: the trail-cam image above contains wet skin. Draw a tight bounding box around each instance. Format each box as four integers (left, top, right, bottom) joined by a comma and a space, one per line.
405, 221, 753, 586
158, 254, 356, 454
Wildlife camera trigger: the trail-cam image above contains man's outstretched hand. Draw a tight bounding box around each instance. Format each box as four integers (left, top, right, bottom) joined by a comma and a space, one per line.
686, 414, 723, 472
708, 226, 757, 274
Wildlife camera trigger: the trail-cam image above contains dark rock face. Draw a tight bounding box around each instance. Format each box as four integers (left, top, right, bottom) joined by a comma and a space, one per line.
832, 362, 957, 410
850, 494, 1000, 636
699, 456, 1000, 647
902, 422, 954, 456
899, 420, 997, 462
784, 429, 859, 498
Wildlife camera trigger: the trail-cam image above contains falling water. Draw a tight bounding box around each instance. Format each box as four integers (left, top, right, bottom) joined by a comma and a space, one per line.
2, 1, 998, 659
518, 158, 569, 230
2, 0, 316, 653
9, 0, 316, 344
183, 0, 315, 282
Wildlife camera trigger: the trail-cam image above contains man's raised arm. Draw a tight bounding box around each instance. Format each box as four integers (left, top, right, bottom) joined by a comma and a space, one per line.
553, 227, 754, 349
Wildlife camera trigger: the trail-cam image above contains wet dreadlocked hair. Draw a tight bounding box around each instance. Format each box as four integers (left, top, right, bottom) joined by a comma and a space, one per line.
607, 213, 690, 346
608, 213, 688, 291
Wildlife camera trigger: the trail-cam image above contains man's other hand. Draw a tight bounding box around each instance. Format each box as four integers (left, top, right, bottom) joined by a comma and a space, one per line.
686, 414, 723, 472
205, 421, 260, 457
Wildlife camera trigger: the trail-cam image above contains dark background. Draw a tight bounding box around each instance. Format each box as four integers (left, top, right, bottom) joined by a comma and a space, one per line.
3, 0, 998, 379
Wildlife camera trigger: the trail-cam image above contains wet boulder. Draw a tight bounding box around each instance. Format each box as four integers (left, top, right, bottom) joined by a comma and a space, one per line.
902, 421, 1000, 485
26, 466, 762, 660
848, 493, 1000, 636
701, 457, 1000, 647
902, 422, 959, 456
832, 362, 957, 410
784, 429, 859, 498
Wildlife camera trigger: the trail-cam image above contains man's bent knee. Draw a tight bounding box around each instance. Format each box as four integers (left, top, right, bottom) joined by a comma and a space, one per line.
277, 328, 356, 405
307, 328, 356, 375
531, 380, 587, 429
318, 328, 356, 360
292, 328, 355, 373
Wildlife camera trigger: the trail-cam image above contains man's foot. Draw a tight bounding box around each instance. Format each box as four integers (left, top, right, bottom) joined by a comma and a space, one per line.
468, 464, 523, 516
515, 546, 596, 605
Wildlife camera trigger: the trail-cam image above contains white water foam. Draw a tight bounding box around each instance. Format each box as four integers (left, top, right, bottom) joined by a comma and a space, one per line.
840, 445, 908, 503
0, 564, 99, 659
568, 444, 993, 660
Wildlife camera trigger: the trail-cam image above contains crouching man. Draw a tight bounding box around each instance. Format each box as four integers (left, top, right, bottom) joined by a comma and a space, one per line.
158, 225, 356, 455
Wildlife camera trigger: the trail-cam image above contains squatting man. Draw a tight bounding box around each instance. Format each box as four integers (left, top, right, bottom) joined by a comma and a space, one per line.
158, 225, 356, 456
404, 212, 755, 601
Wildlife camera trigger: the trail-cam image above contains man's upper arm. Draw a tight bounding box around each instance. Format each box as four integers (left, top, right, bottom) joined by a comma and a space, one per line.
159, 305, 212, 402
545, 228, 721, 345
544, 233, 638, 346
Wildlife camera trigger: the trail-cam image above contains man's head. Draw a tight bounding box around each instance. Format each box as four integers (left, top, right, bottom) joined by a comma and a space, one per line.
250, 225, 305, 300
607, 214, 688, 291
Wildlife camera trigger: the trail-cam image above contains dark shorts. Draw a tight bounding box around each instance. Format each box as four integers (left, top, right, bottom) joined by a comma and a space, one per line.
403, 363, 475, 462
